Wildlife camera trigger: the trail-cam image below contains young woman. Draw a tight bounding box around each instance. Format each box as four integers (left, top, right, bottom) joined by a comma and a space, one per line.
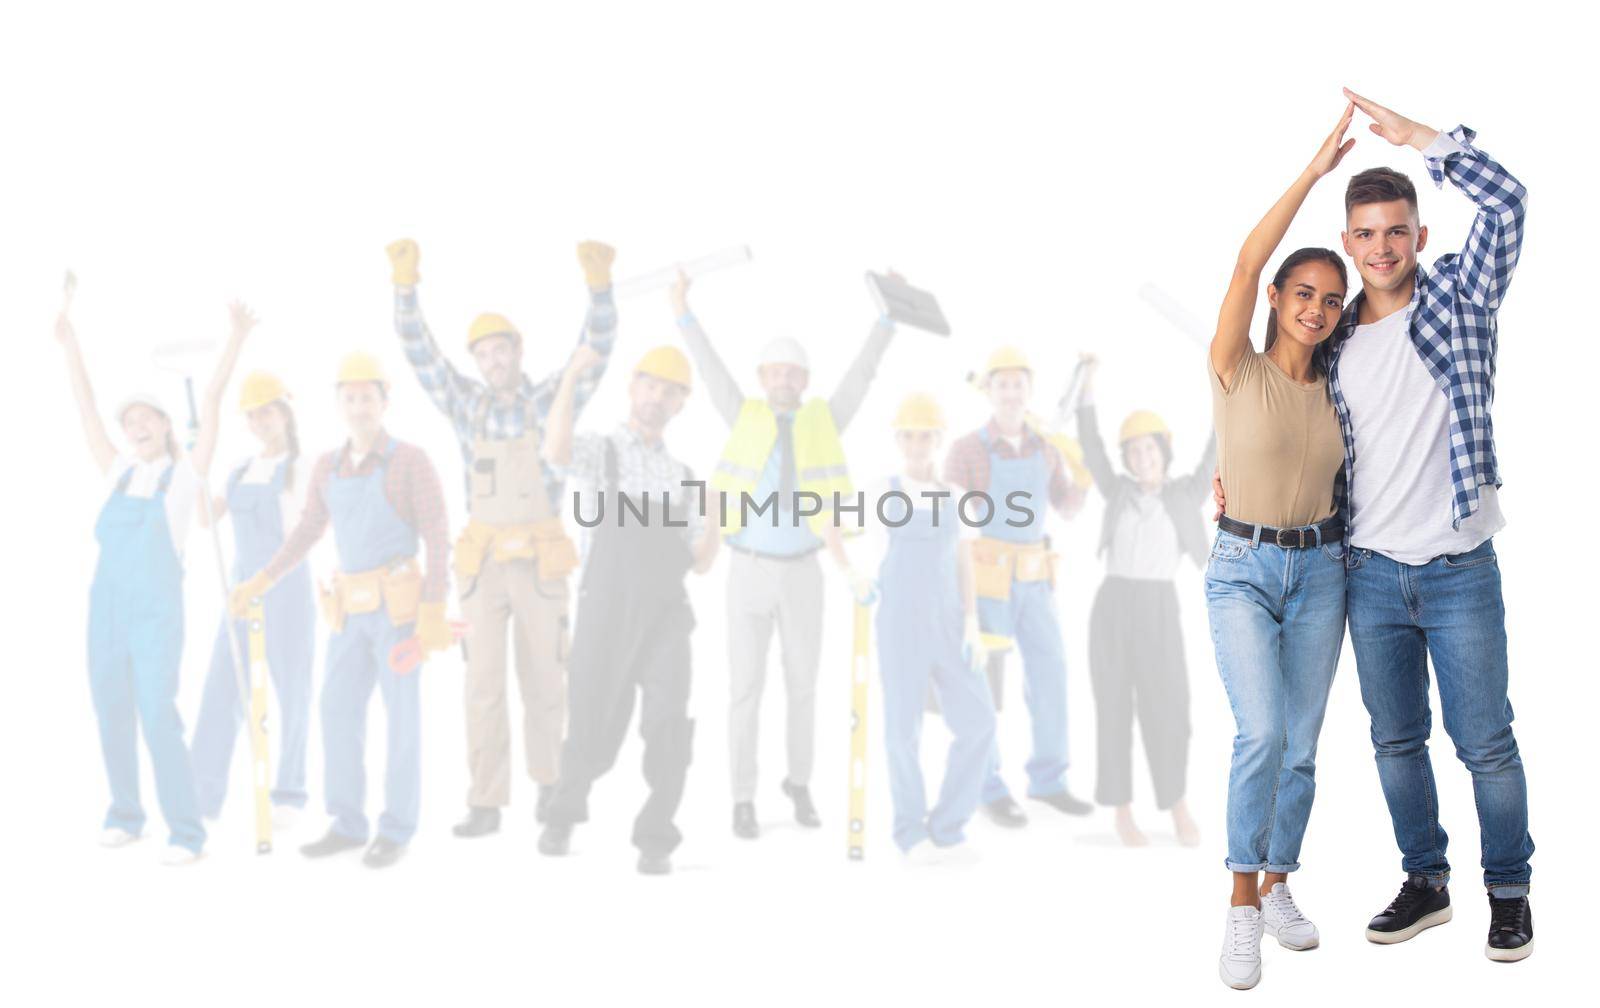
1207, 105, 1355, 990
828, 393, 998, 862
57, 301, 221, 865
1075, 356, 1212, 848
190, 303, 317, 825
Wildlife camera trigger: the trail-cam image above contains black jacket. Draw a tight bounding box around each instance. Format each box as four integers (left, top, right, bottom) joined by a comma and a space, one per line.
1077, 404, 1216, 571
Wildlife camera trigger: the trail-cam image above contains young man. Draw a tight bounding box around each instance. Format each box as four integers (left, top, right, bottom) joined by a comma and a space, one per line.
944, 347, 1090, 827
385, 238, 617, 838
232, 352, 453, 869
535, 344, 719, 875
668, 271, 899, 839
1216, 90, 1533, 961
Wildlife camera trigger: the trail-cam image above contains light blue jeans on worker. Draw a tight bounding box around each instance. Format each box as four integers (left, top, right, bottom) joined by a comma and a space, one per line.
1205, 526, 1344, 873
1346, 538, 1533, 897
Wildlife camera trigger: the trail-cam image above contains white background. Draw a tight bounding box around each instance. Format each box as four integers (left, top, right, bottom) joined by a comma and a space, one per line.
2, 1, 1591, 1004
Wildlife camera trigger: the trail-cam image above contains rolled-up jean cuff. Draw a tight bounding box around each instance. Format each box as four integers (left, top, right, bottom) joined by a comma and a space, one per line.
1224, 860, 1301, 873
1488, 883, 1530, 899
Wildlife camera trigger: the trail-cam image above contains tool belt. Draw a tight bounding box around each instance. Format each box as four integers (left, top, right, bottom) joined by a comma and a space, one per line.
971, 537, 1057, 602
454, 517, 578, 583
1217, 514, 1344, 549
320, 558, 422, 633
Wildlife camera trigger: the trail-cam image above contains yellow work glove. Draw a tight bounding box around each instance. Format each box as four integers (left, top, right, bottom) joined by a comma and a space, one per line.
576, 240, 615, 292
416, 601, 455, 655
229, 571, 275, 619
386, 238, 420, 286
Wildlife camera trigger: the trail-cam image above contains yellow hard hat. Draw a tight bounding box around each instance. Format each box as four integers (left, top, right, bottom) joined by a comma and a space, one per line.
634, 345, 692, 390
891, 393, 946, 431
1119, 410, 1171, 444
467, 312, 520, 349
983, 345, 1032, 380
335, 351, 388, 388
238, 371, 288, 413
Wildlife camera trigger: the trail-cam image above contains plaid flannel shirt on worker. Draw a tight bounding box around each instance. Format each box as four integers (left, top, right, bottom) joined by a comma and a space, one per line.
394, 287, 617, 510
1322, 126, 1526, 532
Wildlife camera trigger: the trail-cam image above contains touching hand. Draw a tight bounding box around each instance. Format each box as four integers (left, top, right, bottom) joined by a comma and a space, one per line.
1342, 88, 1437, 150
668, 268, 692, 317
1211, 470, 1226, 521
1307, 103, 1357, 178
229, 571, 274, 618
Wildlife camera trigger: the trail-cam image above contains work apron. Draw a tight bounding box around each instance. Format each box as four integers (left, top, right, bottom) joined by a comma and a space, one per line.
975, 429, 1070, 803
876, 478, 996, 851
459, 397, 569, 807
320, 441, 423, 844
87, 463, 205, 852
193, 457, 317, 816
545, 437, 696, 856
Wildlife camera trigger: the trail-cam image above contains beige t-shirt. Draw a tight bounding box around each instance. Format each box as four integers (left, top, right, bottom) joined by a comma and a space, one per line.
1210, 349, 1343, 529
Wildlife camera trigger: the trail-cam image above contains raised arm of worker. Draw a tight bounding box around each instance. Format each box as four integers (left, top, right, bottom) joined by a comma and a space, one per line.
55, 311, 118, 473
1211, 103, 1355, 390
388, 238, 481, 415
1073, 355, 1119, 498
1342, 88, 1527, 311
670, 270, 745, 428
540, 343, 607, 469
827, 271, 901, 431
529, 241, 619, 416
193, 300, 258, 483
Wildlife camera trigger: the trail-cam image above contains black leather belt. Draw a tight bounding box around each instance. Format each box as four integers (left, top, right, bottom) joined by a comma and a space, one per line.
1217, 514, 1344, 549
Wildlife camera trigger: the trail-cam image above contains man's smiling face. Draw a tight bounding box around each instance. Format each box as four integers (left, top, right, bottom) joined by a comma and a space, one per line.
1343, 198, 1428, 296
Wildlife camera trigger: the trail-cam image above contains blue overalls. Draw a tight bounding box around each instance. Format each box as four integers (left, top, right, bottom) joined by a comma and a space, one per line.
875, 478, 997, 851
88, 462, 205, 852
321, 442, 422, 845
976, 429, 1070, 803
191, 458, 317, 817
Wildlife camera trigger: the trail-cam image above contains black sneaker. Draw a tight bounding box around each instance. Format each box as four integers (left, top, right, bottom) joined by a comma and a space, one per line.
535, 783, 554, 824
1030, 790, 1093, 816
451, 806, 501, 838
299, 829, 365, 859
732, 802, 759, 840
1365, 874, 1452, 944
1485, 894, 1533, 962
781, 780, 821, 828
538, 822, 572, 857
361, 837, 406, 869
983, 796, 1029, 829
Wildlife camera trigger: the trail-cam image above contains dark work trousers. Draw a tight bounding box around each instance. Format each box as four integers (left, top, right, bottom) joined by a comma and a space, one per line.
1087, 576, 1190, 809
544, 488, 696, 857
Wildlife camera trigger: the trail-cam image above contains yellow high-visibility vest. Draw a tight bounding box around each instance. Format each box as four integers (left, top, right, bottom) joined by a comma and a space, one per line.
711, 398, 855, 537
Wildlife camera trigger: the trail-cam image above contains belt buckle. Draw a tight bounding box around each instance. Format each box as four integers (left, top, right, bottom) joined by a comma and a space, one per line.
1274, 527, 1306, 549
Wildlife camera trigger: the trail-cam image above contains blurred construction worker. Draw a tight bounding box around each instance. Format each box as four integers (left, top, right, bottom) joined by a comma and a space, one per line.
190, 304, 317, 826
385, 238, 616, 839
1076, 356, 1212, 847
536, 344, 719, 875
231, 352, 452, 869
944, 346, 1091, 827
669, 269, 900, 839
834, 393, 998, 861
56, 304, 211, 865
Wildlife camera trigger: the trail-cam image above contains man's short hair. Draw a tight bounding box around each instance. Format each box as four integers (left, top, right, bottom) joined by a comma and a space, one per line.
1345, 167, 1419, 217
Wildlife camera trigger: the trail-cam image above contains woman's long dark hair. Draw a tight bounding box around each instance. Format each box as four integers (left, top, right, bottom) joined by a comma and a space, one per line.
1264, 248, 1347, 354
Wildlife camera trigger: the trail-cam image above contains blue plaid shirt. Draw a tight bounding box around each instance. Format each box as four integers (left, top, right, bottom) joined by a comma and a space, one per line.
393, 286, 617, 510
1322, 126, 1526, 532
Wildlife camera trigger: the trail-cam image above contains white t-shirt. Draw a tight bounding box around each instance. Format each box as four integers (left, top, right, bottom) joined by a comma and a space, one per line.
104, 454, 200, 558
1339, 306, 1505, 564
1107, 486, 1182, 581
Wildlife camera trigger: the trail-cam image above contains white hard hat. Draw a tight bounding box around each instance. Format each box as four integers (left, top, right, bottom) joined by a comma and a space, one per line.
759, 337, 809, 371
114, 393, 170, 424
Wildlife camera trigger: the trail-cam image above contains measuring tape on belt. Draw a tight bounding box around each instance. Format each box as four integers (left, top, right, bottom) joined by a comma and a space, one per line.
846, 601, 870, 860
246, 599, 273, 854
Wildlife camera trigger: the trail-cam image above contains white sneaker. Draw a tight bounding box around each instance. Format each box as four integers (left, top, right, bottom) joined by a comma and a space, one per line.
899, 841, 945, 867
98, 827, 141, 848
1219, 905, 1264, 990
159, 845, 202, 867
1261, 882, 1320, 950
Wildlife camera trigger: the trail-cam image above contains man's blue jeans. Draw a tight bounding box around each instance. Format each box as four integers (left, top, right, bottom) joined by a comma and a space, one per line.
1205, 529, 1346, 873
1345, 538, 1533, 897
